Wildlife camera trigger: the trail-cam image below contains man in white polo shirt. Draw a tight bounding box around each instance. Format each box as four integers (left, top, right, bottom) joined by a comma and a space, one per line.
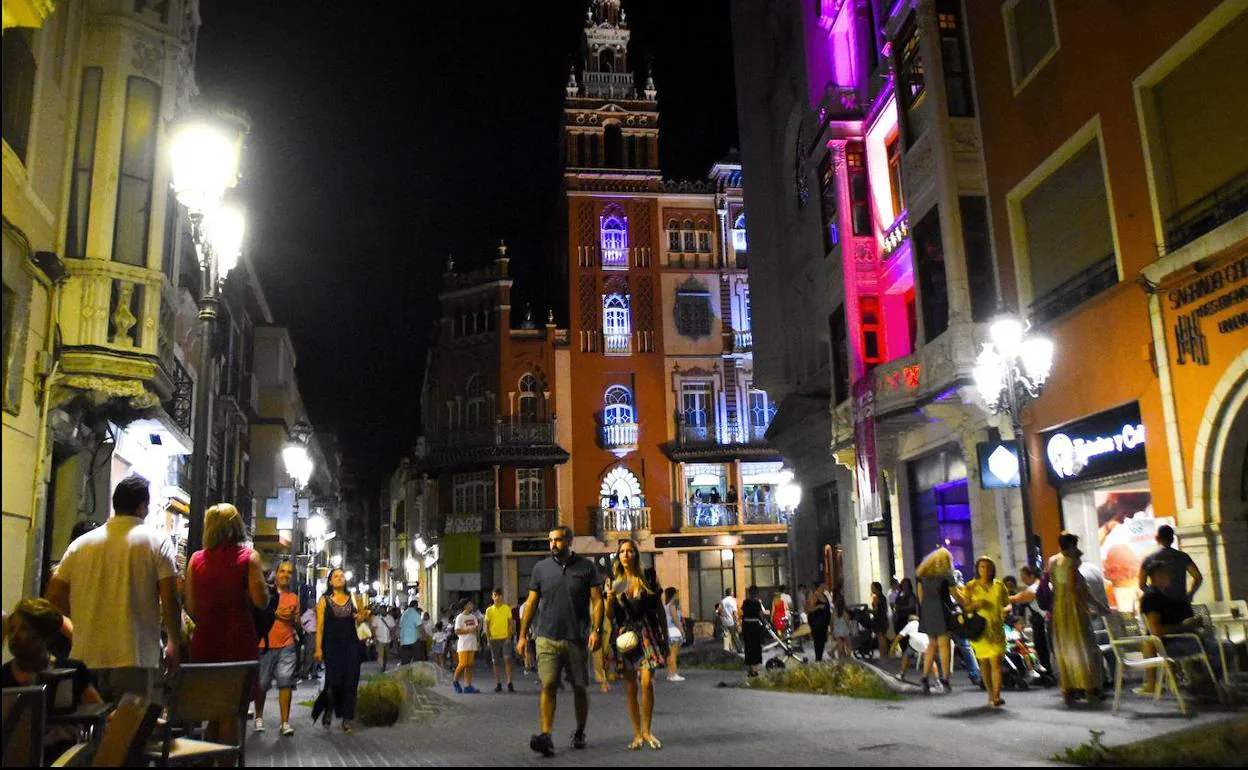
45, 475, 181, 702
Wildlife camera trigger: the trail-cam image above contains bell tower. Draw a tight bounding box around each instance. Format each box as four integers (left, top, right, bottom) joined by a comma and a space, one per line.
563, 0, 660, 186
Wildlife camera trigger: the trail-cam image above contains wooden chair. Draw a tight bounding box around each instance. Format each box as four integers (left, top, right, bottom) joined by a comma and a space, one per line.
145, 661, 259, 767
52, 694, 161, 767
2, 685, 47, 767
1103, 611, 1187, 715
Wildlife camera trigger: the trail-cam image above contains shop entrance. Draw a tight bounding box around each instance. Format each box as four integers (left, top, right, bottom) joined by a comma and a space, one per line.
1059, 475, 1162, 611
908, 447, 972, 574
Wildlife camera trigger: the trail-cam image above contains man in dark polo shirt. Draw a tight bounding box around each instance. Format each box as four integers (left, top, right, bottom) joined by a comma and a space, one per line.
517, 526, 603, 757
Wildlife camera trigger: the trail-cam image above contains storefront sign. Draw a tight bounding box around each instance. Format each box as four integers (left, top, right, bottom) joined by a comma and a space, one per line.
866, 519, 890, 537
977, 441, 1021, 489
1169, 255, 1248, 366
1042, 402, 1147, 483
852, 376, 883, 524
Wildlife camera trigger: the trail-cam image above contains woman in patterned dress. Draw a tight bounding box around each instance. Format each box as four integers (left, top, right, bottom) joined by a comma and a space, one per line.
1049, 532, 1109, 706
603, 539, 668, 750
958, 556, 1010, 708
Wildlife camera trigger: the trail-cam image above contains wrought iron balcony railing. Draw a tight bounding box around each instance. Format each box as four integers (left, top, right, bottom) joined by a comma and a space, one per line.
499, 508, 558, 535
1028, 255, 1118, 327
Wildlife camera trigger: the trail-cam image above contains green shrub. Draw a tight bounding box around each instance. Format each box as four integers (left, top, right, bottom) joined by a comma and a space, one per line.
355, 678, 404, 727
744, 661, 899, 701
1057, 722, 1248, 767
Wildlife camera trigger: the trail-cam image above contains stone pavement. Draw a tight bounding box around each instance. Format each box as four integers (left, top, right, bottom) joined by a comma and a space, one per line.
243, 656, 1245, 767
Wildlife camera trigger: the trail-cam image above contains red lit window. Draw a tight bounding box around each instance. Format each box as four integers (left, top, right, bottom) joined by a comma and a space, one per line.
860, 296, 883, 367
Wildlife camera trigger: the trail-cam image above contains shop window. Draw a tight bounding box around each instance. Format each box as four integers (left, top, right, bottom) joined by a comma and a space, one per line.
113, 77, 161, 267
908, 448, 971, 573
1, 28, 36, 163
912, 207, 949, 342
896, 12, 927, 145
600, 207, 628, 267
846, 143, 871, 237
743, 549, 788, 610
818, 153, 840, 253
860, 296, 883, 368
1004, 0, 1058, 90
937, 0, 974, 117
674, 278, 712, 339
687, 549, 736, 622
959, 196, 996, 322
67, 68, 104, 258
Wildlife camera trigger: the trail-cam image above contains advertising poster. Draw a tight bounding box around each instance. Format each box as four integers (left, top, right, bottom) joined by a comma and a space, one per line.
852, 375, 882, 524
1094, 490, 1172, 610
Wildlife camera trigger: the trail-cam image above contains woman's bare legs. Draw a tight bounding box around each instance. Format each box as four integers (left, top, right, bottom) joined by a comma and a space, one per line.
639, 667, 657, 744
625, 672, 643, 746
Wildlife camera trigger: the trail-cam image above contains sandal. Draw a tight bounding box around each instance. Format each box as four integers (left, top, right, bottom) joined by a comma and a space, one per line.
342, 720, 354, 735
628, 736, 645, 750
644, 734, 662, 750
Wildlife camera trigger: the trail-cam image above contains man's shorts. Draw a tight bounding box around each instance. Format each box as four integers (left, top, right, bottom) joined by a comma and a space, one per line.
489, 638, 513, 661
536, 636, 589, 690
259, 644, 297, 691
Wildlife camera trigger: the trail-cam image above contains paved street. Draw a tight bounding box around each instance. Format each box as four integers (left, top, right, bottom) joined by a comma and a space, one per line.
245, 657, 1244, 766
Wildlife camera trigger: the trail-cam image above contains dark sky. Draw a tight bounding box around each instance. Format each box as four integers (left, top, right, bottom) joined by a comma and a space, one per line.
195, 0, 738, 491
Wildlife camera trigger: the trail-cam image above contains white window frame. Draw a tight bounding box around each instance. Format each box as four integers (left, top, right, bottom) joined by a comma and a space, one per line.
1003, 0, 1060, 94
453, 471, 493, 514
681, 381, 712, 428
517, 468, 544, 510
604, 385, 635, 425
518, 373, 542, 423
600, 213, 629, 269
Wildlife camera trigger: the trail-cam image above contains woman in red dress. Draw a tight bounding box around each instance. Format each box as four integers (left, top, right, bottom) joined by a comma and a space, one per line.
771, 592, 789, 636
186, 503, 269, 750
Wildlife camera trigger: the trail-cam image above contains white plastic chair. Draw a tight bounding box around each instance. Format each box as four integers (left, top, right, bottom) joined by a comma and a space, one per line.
1103, 611, 1186, 715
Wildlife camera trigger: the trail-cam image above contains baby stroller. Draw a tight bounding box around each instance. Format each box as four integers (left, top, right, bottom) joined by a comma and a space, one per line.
848, 604, 879, 660
1000, 649, 1031, 691
762, 615, 807, 671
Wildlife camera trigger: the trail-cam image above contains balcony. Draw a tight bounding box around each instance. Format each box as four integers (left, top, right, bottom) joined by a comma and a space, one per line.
1163, 170, 1248, 254
418, 420, 569, 472
1028, 255, 1119, 327
664, 420, 779, 463
681, 501, 788, 530
596, 507, 651, 537
724, 328, 753, 353
58, 258, 171, 400
604, 333, 632, 355
880, 212, 909, 258
499, 508, 558, 535
602, 422, 639, 456
580, 70, 636, 98
812, 83, 863, 150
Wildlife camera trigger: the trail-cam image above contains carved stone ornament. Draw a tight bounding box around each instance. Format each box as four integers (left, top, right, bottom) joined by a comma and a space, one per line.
951, 121, 981, 154
131, 39, 164, 80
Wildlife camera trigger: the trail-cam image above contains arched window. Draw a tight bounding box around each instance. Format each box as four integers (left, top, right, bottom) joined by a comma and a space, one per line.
682, 218, 696, 252
603, 294, 631, 354
518, 373, 541, 423
667, 219, 681, 252
696, 220, 712, 253
600, 209, 628, 267
603, 385, 634, 425
598, 48, 616, 72
732, 211, 748, 251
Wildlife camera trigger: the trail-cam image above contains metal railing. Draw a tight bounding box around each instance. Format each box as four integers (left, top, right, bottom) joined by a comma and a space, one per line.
742, 501, 788, 526
684, 503, 738, 528
1028, 255, 1118, 326
602, 422, 639, 451
427, 420, 557, 452
679, 424, 713, 443
734, 329, 753, 352
499, 508, 558, 534
597, 506, 651, 535
1163, 170, 1248, 254
677, 420, 769, 445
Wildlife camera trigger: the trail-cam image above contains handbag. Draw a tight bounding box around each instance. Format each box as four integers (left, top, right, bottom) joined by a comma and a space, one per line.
356, 620, 373, 642
1035, 571, 1053, 612
615, 629, 640, 654
948, 607, 987, 641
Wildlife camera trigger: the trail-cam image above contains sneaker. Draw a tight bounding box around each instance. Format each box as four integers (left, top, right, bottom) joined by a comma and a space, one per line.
939, 678, 952, 693
495, 683, 503, 692
254, 717, 265, 733
530, 732, 556, 757
508, 683, 515, 693
668, 674, 686, 682
280, 722, 294, 737
453, 681, 463, 693
572, 729, 588, 750
464, 685, 480, 694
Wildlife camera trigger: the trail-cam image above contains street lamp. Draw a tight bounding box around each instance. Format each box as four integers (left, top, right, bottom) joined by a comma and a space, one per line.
775, 468, 802, 514
170, 113, 246, 556
282, 421, 315, 491
972, 312, 1055, 570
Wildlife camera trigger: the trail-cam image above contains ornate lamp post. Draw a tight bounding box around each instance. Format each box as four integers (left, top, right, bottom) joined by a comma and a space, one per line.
972, 312, 1055, 571
170, 115, 246, 556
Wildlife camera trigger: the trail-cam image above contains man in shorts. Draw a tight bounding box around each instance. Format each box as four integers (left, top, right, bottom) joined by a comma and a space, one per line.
254, 560, 299, 736
485, 588, 515, 693
517, 526, 603, 757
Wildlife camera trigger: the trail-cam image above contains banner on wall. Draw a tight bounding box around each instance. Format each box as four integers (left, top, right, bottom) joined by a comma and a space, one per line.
852, 375, 883, 524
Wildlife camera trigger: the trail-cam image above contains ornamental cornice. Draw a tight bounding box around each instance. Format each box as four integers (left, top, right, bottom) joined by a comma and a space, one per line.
59, 349, 159, 382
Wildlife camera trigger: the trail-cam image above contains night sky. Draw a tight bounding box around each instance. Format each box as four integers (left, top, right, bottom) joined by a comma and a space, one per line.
194, 0, 738, 491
